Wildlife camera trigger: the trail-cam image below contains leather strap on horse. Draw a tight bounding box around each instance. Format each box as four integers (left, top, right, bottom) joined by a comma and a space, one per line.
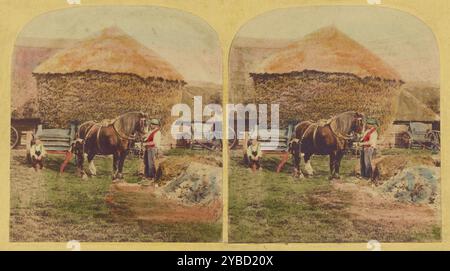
328, 117, 354, 140
293, 122, 318, 150
112, 119, 137, 140
96, 125, 103, 154
82, 123, 98, 154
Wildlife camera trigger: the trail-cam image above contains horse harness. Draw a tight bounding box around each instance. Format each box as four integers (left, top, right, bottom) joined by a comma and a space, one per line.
292, 116, 354, 151
78, 116, 144, 154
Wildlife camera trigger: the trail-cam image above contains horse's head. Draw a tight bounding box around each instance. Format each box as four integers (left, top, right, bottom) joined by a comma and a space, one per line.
330, 111, 365, 140
136, 112, 148, 135
351, 112, 365, 134
116, 112, 148, 139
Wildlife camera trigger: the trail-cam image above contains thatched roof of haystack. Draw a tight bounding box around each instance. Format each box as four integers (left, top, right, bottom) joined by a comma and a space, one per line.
258, 26, 401, 81
396, 90, 440, 122
33, 26, 184, 81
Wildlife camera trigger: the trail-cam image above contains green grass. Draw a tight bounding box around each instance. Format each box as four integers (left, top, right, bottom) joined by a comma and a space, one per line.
10, 152, 221, 242
228, 149, 441, 243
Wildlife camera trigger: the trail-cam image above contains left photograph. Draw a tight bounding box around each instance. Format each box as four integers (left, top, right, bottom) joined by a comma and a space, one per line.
10, 7, 223, 242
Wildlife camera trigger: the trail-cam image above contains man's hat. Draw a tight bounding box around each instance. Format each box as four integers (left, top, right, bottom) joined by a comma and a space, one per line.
150, 119, 160, 126
366, 118, 378, 126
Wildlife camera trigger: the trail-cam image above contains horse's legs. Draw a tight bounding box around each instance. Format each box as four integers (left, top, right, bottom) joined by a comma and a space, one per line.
117, 151, 127, 180
329, 152, 337, 180
291, 141, 304, 179
334, 150, 344, 179
76, 150, 87, 179
112, 153, 119, 180
87, 152, 96, 176
304, 153, 314, 176
329, 151, 342, 180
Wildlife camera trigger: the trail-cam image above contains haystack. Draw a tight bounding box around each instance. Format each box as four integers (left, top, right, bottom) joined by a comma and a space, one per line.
33, 27, 185, 129
250, 26, 404, 131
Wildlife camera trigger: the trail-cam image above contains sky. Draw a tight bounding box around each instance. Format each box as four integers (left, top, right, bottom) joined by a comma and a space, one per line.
19, 6, 222, 84
237, 6, 439, 85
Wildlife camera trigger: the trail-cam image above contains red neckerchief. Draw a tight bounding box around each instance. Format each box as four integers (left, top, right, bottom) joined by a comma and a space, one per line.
362, 127, 376, 142
145, 128, 160, 148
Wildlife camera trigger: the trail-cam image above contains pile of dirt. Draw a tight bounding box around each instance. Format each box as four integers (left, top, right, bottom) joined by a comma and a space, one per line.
353, 154, 437, 182
157, 154, 222, 186
106, 155, 222, 223
157, 162, 222, 205
351, 153, 440, 205
106, 183, 222, 223
372, 154, 436, 182
380, 166, 440, 205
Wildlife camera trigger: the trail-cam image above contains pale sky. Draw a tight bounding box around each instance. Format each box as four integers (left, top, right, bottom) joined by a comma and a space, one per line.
237, 6, 439, 85
19, 6, 222, 84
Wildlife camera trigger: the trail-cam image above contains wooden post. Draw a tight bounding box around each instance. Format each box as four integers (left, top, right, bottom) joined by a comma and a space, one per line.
25, 131, 33, 164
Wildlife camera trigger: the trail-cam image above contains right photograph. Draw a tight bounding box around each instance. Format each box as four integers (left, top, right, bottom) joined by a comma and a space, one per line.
228, 6, 441, 243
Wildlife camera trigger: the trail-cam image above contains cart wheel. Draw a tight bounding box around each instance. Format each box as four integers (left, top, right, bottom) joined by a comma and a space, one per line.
220, 128, 237, 151
427, 131, 440, 152
10, 126, 19, 149
403, 132, 412, 149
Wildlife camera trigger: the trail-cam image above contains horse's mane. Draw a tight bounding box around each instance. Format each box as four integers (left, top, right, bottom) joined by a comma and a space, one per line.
113, 111, 146, 137
329, 111, 360, 136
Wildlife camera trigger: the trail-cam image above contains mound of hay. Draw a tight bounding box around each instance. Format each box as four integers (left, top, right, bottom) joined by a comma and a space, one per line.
381, 166, 440, 204
249, 26, 403, 131
35, 71, 184, 129
33, 27, 185, 128
250, 70, 402, 131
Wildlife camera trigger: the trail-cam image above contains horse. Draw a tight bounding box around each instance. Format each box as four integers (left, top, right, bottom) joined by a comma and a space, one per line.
74, 111, 147, 180
289, 111, 365, 180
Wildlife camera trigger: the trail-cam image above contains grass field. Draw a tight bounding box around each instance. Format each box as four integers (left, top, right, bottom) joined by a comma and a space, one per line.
10, 149, 222, 242
228, 148, 440, 243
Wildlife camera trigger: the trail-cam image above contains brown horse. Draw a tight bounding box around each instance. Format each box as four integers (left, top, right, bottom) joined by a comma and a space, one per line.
74, 112, 147, 180
290, 111, 364, 180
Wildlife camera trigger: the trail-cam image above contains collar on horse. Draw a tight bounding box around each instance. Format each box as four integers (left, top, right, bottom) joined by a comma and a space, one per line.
79, 116, 142, 155
328, 117, 354, 140
294, 116, 353, 150
111, 116, 145, 141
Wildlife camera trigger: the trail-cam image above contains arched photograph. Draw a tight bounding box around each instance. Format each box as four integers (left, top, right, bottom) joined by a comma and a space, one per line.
228, 6, 440, 243
10, 6, 223, 242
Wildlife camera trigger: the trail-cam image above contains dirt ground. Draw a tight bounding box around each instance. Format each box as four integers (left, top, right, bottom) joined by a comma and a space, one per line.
107, 182, 222, 223
333, 180, 437, 234
229, 149, 441, 243
10, 149, 222, 242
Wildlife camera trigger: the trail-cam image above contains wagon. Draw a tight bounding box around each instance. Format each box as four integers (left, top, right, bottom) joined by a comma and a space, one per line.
10, 118, 41, 149
172, 120, 238, 151
10, 118, 77, 153
257, 123, 295, 153
34, 122, 78, 153
407, 122, 440, 151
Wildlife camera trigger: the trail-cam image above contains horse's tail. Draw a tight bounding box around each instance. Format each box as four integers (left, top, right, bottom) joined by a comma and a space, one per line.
290, 123, 304, 174
71, 121, 94, 154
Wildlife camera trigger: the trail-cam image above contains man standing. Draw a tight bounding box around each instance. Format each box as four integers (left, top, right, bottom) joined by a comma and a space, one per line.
142, 119, 161, 182
359, 119, 378, 179
30, 138, 46, 171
